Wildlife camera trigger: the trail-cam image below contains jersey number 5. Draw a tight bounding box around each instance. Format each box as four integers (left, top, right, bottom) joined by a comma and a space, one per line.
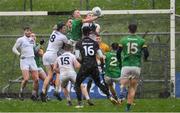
83, 45, 95, 56
127, 42, 138, 54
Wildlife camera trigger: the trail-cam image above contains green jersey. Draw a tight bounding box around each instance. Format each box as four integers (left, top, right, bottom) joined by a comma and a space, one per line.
66, 28, 72, 40
34, 43, 43, 67
105, 51, 121, 78
120, 35, 146, 67
71, 18, 83, 41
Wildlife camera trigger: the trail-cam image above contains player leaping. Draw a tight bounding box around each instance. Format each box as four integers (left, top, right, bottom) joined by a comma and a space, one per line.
41, 22, 68, 102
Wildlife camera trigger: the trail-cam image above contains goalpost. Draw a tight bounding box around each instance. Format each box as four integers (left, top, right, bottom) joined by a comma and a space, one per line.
0, 0, 176, 97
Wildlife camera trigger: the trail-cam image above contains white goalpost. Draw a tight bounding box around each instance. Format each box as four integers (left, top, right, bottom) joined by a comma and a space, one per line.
0, 0, 176, 97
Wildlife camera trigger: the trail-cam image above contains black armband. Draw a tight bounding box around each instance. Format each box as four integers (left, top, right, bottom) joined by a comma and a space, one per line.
116, 47, 122, 62
142, 47, 149, 61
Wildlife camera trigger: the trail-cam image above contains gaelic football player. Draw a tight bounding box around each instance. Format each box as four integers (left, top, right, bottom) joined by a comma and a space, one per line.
117, 23, 149, 111
41, 22, 68, 102
12, 27, 39, 100
104, 42, 121, 102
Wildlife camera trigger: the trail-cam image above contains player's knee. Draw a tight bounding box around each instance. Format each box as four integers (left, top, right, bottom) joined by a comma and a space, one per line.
33, 78, 39, 83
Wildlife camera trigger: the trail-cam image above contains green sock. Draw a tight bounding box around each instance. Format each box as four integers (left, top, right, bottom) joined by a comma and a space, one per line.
126, 103, 131, 110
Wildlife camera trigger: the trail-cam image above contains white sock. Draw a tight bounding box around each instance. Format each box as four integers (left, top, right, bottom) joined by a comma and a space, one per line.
66, 94, 71, 101
42, 88, 46, 94
120, 85, 124, 92
85, 95, 90, 100
32, 90, 37, 96
20, 87, 23, 93
55, 86, 59, 93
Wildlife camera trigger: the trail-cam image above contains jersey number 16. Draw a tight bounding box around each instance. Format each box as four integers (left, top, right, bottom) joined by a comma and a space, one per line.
83, 45, 95, 56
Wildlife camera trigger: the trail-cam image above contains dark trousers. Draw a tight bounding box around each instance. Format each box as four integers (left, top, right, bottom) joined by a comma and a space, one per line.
75, 66, 110, 101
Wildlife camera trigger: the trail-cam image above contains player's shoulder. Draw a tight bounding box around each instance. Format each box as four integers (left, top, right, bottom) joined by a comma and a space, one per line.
88, 37, 98, 44
119, 36, 127, 44
73, 18, 82, 23
66, 52, 75, 57
136, 35, 145, 42
16, 36, 25, 42
105, 51, 111, 56
50, 30, 56, 35
76, 40, 82, 47
69, 52, 76, 59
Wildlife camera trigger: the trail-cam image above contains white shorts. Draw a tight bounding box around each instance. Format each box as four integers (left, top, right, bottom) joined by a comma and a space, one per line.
37, 67, 45, 74
20, 57, 37, 71
43, 51, 57, 66
105, 76, 120, 85
121, 66, 141, 79
60, 71, 77, 88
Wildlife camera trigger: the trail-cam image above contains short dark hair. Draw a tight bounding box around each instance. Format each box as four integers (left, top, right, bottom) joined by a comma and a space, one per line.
57, 22, 65, 31
82, 26, 91, 36
128, 23, 137, 33
111, 42, 119, 51
71, 9, 78, 16
23, 26, 31, 31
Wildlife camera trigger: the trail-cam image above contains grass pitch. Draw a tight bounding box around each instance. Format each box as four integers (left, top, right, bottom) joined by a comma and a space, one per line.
0, 98, 180, 112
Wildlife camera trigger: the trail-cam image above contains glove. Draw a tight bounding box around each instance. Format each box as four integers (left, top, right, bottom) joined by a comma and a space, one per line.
40, 38, 45, 45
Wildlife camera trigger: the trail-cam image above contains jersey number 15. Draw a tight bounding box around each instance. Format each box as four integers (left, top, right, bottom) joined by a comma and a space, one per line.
60, 57, 70, 65
127, 42, 138, 54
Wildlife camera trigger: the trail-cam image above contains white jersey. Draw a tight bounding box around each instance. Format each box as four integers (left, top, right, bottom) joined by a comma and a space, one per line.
46, 30, 68, 54
56, 52, 78, 73
12, 36, 35, 58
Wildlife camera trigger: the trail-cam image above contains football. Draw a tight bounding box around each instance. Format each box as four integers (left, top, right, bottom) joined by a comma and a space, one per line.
92, 6, 102, 16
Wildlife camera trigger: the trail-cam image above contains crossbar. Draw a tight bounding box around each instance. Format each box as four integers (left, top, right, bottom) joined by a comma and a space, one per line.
0, 9, 172, 16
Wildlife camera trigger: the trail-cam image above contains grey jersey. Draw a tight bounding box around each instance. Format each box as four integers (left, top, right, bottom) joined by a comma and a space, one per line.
12, 36, 35, 58
46, 30, 68, 54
